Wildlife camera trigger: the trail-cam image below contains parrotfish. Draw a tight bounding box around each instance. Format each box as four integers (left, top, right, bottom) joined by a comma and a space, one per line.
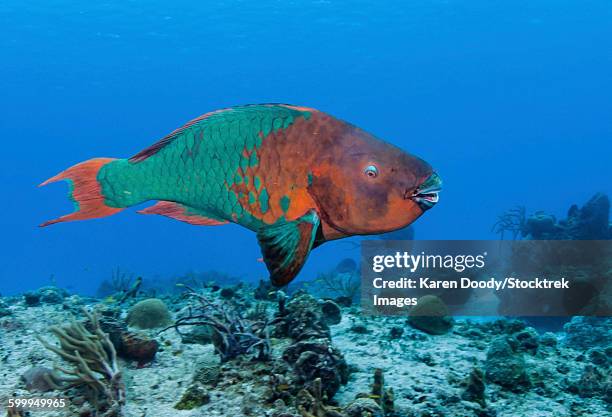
40, 104, 441, 286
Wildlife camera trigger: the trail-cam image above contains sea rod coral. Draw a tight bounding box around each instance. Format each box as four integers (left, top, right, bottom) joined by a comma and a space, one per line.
36, 308, 126, 417
162, 286, 271, 362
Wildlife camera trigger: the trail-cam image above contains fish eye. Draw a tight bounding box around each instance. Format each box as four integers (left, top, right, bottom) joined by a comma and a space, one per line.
364, 164, 379, 178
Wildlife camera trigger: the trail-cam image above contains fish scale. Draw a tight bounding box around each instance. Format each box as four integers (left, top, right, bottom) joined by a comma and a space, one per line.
96, 105, 311, 229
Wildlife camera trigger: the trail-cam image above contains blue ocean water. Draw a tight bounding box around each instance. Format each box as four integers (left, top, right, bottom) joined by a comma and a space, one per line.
1, 1, 610, 296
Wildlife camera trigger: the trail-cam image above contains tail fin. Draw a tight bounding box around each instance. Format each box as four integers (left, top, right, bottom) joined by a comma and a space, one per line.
39, 158, 124, 227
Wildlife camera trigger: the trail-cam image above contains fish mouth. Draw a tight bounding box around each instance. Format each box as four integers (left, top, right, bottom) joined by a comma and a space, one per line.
409, 172, 442, 211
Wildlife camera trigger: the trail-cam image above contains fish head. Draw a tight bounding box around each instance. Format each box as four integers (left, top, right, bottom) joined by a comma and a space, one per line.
308, 126, 441, 238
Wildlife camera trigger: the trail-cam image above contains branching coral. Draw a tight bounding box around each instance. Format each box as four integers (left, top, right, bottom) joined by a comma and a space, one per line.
162, 286, 270, 362
492, 206, 526, 240
36, 308, 125, 417
246, 302, 269, 321
96, 268, 136, 299
371, 368, 394, 416
296, 378, 344, 417
315, 270, 360, 300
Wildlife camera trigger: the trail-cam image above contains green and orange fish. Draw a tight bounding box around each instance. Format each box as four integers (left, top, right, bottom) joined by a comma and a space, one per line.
40, 104, 441, 286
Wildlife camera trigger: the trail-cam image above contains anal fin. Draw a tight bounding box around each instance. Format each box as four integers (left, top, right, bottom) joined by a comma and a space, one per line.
138, 201, 228, 226
257, 210, 320, 287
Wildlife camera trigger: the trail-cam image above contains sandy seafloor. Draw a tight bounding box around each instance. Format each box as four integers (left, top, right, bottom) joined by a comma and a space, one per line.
0, 296, 610, 417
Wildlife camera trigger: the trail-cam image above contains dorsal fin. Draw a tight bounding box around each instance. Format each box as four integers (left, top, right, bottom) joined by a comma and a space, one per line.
129, 104, 316, 163
129, 109, 225, 163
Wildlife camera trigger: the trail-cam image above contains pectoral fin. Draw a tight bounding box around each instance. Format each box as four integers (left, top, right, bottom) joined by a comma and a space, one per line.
257, 210, 320, 287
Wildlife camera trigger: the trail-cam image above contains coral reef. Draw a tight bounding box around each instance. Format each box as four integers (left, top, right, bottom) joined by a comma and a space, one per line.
494, 192, 612, 240
1, 280, 610, 417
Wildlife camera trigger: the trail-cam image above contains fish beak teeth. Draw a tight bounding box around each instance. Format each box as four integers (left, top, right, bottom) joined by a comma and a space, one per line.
411, 172, 442, 211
